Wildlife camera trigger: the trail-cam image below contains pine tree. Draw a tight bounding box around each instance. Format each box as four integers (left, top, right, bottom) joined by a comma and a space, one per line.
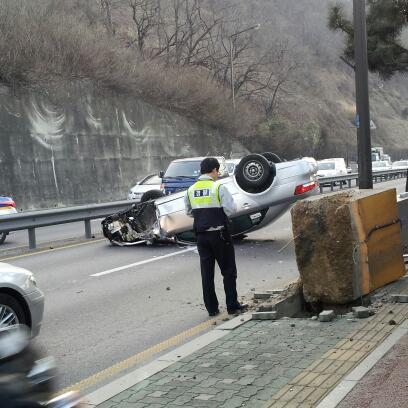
328, 0, 408, 78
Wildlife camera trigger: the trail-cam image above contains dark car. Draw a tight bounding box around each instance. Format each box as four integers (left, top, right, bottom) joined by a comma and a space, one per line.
161, 157, 228, 195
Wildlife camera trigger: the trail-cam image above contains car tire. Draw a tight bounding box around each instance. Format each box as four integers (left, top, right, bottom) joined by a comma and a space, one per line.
235, 154, 275, 193
0, 293, 27, 328
140, 190, 165, 203
261, 152, 282, 163
0, 232, 7, 244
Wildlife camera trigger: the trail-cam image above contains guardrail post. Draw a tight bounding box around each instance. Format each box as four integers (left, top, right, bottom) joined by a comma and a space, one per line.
84, 219, 92, 239
28, 228, 36, 249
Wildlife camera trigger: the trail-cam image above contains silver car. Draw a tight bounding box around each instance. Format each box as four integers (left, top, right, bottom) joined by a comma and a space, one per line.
0, 262, 44, 337
102, 153, 319, 244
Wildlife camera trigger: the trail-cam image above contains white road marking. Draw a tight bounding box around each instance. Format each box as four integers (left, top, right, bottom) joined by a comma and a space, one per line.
91, 247, 197, 277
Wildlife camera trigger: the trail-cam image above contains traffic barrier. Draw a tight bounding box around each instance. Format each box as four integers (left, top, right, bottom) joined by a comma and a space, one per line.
291, 188, 405, 304
318, 169, 407, 193
0, 200, 133, 249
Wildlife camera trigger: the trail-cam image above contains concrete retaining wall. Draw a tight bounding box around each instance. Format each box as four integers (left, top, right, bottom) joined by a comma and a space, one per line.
0, 82, 244, 210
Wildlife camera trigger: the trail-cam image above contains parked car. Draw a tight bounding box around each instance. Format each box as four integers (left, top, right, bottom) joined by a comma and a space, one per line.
128, 174, 162, 202
0, 262, 44, 336
392, 160, 408, 170
316, 158, 348, 178
102, 153, 319, 245
160, 157, 229, 195
372, 160, 392, 172
0, 196, 17, 244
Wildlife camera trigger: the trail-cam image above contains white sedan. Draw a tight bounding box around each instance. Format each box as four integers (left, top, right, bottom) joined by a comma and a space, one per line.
127, 174, 162, 202
392, 160, 408, 170
0, 263, 44, 336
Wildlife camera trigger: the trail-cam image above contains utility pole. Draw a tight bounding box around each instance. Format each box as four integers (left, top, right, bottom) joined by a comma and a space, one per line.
353, 0, 373, 188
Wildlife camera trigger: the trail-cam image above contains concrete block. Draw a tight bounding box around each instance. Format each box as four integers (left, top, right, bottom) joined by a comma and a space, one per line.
253, 292, 272, 300
390, 294, 408, 303
292, 189, 405, 304
319, 310, 335, 322
352, 306, 370, 318
252, 311, 278, 320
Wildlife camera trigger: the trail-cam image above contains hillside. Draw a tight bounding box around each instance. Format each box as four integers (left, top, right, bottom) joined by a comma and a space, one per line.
0, 0, 407, 160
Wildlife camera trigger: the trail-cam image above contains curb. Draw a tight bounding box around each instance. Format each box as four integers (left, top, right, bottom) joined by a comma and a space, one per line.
83, 312, 251, 407
316, 318, 408, 407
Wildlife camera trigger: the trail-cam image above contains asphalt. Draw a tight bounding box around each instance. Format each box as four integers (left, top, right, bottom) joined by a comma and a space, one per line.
1, 212, 300, 391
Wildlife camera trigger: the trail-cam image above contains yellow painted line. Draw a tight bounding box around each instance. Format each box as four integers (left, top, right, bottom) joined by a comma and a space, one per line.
57, 314, 226, 395
0, 239, 105, 262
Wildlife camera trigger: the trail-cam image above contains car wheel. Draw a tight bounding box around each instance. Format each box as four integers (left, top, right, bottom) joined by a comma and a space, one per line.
0, 293, 27, 329
235, 154, 275, 193
261, 152, 282, 163
0, 232, 7, 244
140, 190, 165, 203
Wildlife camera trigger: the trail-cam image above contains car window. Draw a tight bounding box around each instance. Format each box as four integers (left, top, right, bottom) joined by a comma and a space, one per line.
372, 161, 387, 167
318, 162, 335, 170
164, 161, 201, 177
143, 175, 161, 185
226, 163, 235, 173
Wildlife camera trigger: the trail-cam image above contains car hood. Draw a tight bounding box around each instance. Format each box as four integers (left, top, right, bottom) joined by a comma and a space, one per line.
0, 262, 37, 294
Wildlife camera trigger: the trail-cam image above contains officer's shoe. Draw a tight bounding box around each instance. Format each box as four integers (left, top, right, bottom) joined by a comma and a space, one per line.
208, 309, 220, 317
227, 303, 248, 315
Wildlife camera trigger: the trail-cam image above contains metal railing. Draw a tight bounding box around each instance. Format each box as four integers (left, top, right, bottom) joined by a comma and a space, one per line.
318, 169, 408, 193
0, 200, 133, 249
1, 169, 407, 251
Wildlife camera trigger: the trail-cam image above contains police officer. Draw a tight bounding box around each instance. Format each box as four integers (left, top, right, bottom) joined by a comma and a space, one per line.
185, 157, 247, 317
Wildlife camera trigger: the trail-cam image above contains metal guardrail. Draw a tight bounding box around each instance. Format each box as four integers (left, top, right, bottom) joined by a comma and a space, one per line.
318, 169, 408, 193
0, 200, 133, 249
1, 169, 407, 251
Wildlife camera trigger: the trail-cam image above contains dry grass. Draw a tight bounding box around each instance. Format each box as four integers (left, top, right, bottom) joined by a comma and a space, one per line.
0, 0, 256, 135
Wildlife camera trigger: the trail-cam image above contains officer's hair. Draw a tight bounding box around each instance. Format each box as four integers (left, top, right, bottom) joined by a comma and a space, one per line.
200, 157, 220, 174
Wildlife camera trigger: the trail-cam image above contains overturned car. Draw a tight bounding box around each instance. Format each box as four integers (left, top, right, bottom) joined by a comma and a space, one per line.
102, 153, 319, 245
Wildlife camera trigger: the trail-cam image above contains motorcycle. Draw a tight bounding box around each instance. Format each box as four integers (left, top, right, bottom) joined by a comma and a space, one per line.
0, 325, 82, 407
0, 196, 17, 244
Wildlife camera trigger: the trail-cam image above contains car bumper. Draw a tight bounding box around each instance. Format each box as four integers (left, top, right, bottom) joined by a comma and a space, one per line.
24, 288, 45, 337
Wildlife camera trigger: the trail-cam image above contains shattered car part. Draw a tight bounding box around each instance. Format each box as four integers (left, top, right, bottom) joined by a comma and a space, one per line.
102, 154, 319, 245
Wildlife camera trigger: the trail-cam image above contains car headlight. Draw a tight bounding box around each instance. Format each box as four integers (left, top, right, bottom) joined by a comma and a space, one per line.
29, 274, 37, 287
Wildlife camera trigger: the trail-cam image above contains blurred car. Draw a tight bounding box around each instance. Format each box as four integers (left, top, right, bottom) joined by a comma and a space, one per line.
226, 159, 241, 176
127, 174, 162, 202
0, 262, 44, 337
160, 157, 229, 195
372, 160, 392, 172
316, 158, 348, 178
0, 196, 17, 244
392, 160, 408, 170
102, 153, 319, 245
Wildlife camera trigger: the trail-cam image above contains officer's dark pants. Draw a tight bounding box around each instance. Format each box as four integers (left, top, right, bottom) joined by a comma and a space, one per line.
196, 230, 238, 313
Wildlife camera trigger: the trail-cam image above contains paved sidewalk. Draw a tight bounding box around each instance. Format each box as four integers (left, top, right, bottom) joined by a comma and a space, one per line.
84, 275, 408, 408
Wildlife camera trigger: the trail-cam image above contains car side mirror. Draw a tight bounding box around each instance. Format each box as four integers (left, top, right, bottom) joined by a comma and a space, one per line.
159, 171, 164, 178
